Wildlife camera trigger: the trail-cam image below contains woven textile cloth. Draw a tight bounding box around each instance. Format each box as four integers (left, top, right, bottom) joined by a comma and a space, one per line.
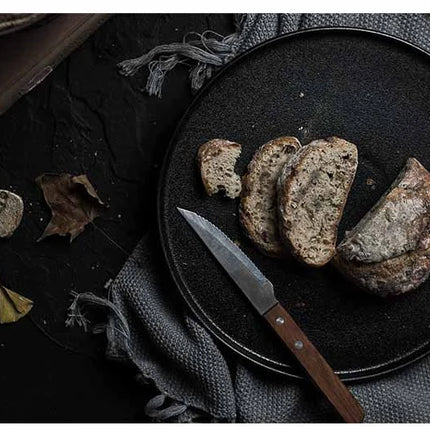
107, 14, 430, 422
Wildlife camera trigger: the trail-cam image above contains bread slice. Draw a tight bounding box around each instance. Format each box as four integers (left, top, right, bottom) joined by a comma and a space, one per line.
277, 137, 358, 267
335, 158, 430, 296
240, 136, 301, 257
337, 158, 430, 264
198, 139, 242, 199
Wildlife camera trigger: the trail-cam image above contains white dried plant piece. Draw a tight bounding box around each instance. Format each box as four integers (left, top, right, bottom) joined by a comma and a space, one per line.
0, 190, 24, 238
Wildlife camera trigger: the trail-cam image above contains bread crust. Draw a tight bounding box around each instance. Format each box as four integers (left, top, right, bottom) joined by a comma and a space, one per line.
337, 158, 430, 263
333, 250, 430, 297
335, 158, 430, 296
240, 136, 301, 258
277, 137, 358, 267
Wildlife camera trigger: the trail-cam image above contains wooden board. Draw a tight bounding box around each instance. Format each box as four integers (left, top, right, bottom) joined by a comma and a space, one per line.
0, 14, 110, 115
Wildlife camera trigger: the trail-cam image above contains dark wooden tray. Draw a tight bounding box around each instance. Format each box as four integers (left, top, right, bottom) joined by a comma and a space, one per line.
0, 14, 109, 115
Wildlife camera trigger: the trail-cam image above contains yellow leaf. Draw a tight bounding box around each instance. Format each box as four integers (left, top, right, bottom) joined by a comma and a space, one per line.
0, 286, 33, 324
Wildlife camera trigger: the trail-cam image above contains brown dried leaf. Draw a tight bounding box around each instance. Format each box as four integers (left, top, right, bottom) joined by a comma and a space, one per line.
0, 286, 33, 324
36, 173, 107, 242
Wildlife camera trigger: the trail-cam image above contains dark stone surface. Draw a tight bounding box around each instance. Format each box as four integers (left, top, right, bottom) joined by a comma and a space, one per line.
0, 14, 234, 422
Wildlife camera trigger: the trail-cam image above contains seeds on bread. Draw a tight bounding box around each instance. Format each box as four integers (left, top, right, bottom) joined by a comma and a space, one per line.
335, 158, 430, 296
240, 136, 301, 257
277, 137, 358, 267
198, 139, 242, 199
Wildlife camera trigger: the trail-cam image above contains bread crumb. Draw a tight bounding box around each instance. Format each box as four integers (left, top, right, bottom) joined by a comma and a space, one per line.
366, 178, 377, 190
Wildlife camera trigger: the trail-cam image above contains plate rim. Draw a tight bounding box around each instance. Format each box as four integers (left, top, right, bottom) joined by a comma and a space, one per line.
157, 26, 430, 382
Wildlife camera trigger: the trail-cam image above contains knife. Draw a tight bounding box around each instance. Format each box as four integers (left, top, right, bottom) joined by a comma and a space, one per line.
178, 208, 364, 423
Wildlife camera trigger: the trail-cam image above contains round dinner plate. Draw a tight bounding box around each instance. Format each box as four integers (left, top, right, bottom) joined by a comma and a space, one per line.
158, 28, 430, 381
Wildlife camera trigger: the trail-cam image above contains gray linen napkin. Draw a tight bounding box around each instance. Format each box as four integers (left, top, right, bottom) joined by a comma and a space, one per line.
104, 232, 430, 423
74, 14, 430, 422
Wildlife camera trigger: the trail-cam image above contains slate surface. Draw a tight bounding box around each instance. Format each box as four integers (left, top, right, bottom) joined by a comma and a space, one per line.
0, 14, 234, 422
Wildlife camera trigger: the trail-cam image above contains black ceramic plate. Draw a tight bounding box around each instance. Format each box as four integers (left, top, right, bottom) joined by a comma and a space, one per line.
158, 28, 430, 381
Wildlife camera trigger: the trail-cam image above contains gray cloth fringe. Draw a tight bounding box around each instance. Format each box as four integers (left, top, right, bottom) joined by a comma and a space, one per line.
117, 15, 244, 97
66, 289, 130, 340
66, 288, 194, 422
96, 14, 430, 422
117, 13, 430, 99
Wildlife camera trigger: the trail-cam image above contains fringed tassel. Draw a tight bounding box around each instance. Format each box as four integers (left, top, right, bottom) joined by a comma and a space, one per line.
66, 290, 90, 331
65, 289, 130, 341
146, 54, 180, 97
117, 28, 242, 97
145, 393, 188, 421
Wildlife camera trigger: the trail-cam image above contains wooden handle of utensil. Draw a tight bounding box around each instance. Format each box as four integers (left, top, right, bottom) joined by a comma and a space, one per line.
265, 303, 364, 423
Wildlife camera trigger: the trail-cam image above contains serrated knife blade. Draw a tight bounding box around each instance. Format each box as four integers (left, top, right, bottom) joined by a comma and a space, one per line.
177, 207, 364, 423
177, 207, 277, 315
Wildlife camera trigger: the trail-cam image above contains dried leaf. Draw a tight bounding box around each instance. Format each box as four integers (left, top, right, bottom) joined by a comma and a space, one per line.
0, 286, 33, 324
36, 173, 107, 242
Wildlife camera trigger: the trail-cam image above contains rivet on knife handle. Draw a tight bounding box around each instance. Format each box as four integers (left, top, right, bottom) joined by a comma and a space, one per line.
265, 303, 364, 423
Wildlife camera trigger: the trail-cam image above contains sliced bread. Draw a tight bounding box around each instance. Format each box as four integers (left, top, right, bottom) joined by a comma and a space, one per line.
277, 137, 358, 267
240, 136, 301, 257
198, 139, 242, 199
337, 158, 430, 264
334, 250, 430, 297
335, 158, 430, 296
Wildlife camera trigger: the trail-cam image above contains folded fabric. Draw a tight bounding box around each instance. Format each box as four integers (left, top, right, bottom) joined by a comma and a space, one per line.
102, 232, 430, 422
73, 14, 430, 422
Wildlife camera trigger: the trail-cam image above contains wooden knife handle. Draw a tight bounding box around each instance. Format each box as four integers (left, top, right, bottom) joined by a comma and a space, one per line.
265, 303, 364, 423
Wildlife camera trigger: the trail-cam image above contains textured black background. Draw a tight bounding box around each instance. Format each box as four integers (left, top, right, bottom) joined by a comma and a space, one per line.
0, 14, 234, 422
